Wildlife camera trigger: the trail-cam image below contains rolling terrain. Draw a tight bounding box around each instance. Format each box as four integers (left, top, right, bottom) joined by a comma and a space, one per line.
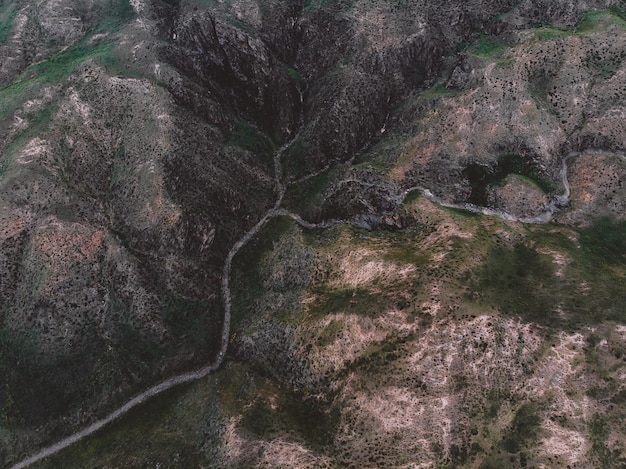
2, 0, 626, 467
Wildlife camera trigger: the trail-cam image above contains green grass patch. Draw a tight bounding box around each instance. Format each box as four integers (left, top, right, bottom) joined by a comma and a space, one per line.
442, 206, 482, 218
576, 8, 626, 34
401, 189, 422, 206
469, 242, 557, 324
533, 26, 568, 41
578, 217, 626, 266
285, 65, 305, 86
468, 219, 626, 328
471, 34, 508, 59
0, 0, 136, 122
418, 83, 461, 102
352, 159, 388, 172
0, 40, 114, 122
378, 228, 429, 267
282, 167, 333, 220
307, 286, 390, 319
609, 5, 626, 22
0, 1, 17, 44
227, 120, 276, 168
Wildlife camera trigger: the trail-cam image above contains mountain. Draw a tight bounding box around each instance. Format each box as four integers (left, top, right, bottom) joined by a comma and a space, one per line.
2, 0, 626, 467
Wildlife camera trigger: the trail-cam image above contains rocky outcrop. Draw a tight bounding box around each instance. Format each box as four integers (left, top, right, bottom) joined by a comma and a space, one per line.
166, 8, 302, 140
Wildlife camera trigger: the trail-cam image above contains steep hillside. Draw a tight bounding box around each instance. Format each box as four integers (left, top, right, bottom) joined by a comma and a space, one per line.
2, 0, 626, 467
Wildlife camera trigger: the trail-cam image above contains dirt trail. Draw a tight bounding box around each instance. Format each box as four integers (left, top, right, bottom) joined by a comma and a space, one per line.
402, 153, 579, 224
10, 134, 299, 469
9, 149, 596, 468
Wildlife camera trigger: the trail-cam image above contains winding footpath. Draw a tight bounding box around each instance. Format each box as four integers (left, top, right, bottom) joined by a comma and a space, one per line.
10, 135, 298, 469
402, 153, 577, 224
10, 147, 600, 468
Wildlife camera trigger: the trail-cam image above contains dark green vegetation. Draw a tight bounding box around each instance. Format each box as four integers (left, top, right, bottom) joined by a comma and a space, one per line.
32, 380, 220, 468
533, 26, 568, 41
0, 294, 221, 434
2, 43, 99, 122
241, 388, 340, 450
159, 295, 222, 356
18, 190, 626, 468
307, 286, 390, 319
579, 217, 626, 265
34, 360, 339, 467
228, 121, 276, 169
462, 153, 553, 206
283, 167, 333, 220
469, 217, 626, 329
230, 216, 295, 327
471, 242, 556, 324
501, 403, 542, 453
588, 413, 626, 468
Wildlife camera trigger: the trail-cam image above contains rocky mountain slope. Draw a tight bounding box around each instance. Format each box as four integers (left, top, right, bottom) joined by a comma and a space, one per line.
2, 0, 626, 467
